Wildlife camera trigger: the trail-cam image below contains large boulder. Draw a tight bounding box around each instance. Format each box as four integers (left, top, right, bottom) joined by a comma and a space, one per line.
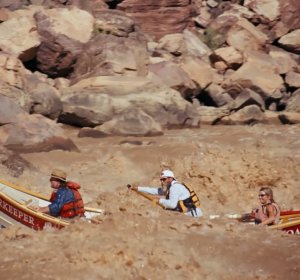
272, 0, 300, 38
0, 114, 78, 153
116, 0, 196, 39
59, 76, 200, 129
156, 30, 212, 59
183, 29, 212, 58
71, 33, 149, 83
279, 0, 300, 28
278, 29, 300, 54
268, 46, 298, 74
244, 0, 280, 22
36, 7, 94, 44
26, 79, 63, 119
35, 33, 83, 78
34, 7, 95, 77
226, 18, 268, 53
220, 104, 266, 125
67, 0, 108, 17
0, 0, 27, 10
59, 92, 114, 127
285, 89, 300, 113
285, 71, 300, 89
157, 33, 186, 56
0, 95, 27, 125
197, 105, 230, 125
148, 61, 197, 99
212, 46, 243, 69
244, 50, 280, 74
0, 54, 31, 111
0, 14, 40, 61
0, 0, 107, 11
206, 9, 253, 51
235, 0, 300, 40
230, 88, 265, 111
94, 108, 163, 136
125, 90, 200, 129
180, 56, 218, 89
93, 9, 135, 37
219, 3, 255, 20
223, 60, 284, 99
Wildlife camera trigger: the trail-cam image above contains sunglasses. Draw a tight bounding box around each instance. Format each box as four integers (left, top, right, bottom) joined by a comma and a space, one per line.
160, 178, 168, 182
258, 194, 267, 197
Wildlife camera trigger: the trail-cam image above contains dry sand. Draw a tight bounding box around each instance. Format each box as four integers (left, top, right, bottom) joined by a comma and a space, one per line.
1, 124, 300, 279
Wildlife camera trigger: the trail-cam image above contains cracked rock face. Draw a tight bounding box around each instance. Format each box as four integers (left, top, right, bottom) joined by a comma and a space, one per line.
116, 0, 196, 39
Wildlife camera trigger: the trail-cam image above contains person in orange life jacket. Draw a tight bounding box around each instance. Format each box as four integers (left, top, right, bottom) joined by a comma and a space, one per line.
129, 170, 203, 218
254, 186, 280, 226
37, 169, 85, 218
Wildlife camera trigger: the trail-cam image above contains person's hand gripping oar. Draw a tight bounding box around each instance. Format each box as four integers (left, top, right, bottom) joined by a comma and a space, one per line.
127, 184, 164, 208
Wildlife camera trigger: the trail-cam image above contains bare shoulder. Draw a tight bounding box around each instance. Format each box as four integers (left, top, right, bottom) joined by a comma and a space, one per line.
266, 204, 275, 212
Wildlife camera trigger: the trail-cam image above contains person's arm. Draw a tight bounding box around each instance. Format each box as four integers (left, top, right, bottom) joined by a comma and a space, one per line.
129, 184, 162, 195
260, 204, 276, 226
38, 206, 50, 214
138, 186, 162, 195
47, 189, 68, 216
159, 186, 180, 209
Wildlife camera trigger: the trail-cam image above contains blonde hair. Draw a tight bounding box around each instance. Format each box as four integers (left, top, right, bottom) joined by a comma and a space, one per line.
259, 186, 275, 203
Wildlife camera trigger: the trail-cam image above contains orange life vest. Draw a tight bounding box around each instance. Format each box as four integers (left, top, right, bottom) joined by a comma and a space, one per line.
254, 202, 280, 225
50, 181, 85, 218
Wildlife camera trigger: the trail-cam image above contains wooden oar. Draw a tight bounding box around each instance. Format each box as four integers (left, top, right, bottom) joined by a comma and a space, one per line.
269, 218, 300, 230
209, 213, 253, 222
84, 207, 103, 214
280, 213, 300, 223
127, 184, 164, 209
226, 213, 254, 222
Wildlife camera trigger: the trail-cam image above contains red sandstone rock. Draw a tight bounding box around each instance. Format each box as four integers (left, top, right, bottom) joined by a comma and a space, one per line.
117, 0, 196, 39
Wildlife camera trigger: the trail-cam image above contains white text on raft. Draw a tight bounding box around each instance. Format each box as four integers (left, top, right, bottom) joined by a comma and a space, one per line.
0, 198, 35, 226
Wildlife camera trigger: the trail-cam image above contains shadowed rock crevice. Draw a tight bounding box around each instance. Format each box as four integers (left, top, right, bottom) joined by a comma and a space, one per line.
105, 0, 124, 9
197, 90, 218, 107
58, 112, 98, 128
23, 57, 39, 74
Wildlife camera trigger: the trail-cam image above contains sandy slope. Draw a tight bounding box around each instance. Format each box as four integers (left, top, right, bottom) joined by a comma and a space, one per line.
1, 124, 300, 279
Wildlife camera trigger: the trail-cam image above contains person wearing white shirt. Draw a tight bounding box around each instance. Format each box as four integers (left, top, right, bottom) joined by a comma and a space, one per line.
129, 170, 203, 218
